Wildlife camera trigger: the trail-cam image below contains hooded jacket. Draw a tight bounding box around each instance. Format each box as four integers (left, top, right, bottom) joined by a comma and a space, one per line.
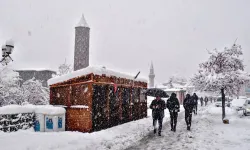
166, 93, 180, 112
183, 94, 195, 111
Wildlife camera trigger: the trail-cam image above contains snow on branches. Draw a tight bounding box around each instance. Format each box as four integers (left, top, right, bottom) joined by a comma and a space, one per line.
191, 44, 250, 96
22, 78, 49, 105
57, 59, 72, 76
0, 66, 49, 106
0, 66, 24, 105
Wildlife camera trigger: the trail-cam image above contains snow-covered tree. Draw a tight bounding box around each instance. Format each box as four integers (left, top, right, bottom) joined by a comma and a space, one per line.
22, 78, 49, 105
163, 75, 188, 88
57, 59, 72, 76
191, 43, 250, 119
0, 66, 24, 106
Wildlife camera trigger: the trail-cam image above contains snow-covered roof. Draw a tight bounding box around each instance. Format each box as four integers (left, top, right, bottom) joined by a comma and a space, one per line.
34, 105, 66, 115
0, 105, 65, 115
76, 14, 89, 28
0, 105, 34, 115
15, 68, 56, 72
48, 66, 147, 86
164, 88, 186, 92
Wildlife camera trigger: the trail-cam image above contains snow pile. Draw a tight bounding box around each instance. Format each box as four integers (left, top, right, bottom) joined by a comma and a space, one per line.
48, 66, 147, 86
0, 105, 65, 115
0, 107, 184, 150
231, 98, 246, 107
207, 106, 236, 115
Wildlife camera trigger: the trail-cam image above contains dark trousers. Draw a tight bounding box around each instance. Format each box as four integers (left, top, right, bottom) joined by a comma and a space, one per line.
194, 105, 197, 114
185, 109, 192, 127
170, 111, 178, 129
153, 116, 163, 133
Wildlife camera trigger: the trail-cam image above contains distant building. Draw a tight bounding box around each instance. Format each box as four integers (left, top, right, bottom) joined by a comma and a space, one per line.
238, 84, 250, 98
246, 85, 250, 98
16, 69, 56, 87
156, 84, 186, 104
148, 62, 155, 88
74, 14, 90, 71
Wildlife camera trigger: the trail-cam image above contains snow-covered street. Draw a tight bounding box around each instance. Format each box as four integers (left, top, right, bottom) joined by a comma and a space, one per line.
127, 104, 250, 150
2, 104, 250, 150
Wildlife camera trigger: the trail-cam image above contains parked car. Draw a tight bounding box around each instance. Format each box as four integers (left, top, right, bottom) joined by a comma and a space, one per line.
231, 98, 246, 111
215, 97, 231, 107
243, 99, 250, 116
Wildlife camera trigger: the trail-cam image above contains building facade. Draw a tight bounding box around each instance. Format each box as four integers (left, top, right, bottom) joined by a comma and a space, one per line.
16, 70, 56, 87
246, 85, 250, 97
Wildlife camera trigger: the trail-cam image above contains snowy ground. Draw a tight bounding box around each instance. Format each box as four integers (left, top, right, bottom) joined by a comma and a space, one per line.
0, 97, 184, 150
1, 102, 250, 150
126, 103, 250, 150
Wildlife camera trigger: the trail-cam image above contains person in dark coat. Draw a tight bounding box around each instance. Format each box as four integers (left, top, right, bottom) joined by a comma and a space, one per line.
183, 94, 195, 130
200, 97, 204, 106
192, 93, 198, 115
150, 96, 166, 136
166, 93, 180, 132
204, 96, 209, 106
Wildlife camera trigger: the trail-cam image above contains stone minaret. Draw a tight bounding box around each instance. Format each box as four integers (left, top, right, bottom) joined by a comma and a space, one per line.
149, 62, 155, 88
74, 14, 90, 71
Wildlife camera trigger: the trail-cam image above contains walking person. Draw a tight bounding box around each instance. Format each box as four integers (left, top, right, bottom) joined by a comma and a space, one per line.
183, 94, 195, 131
192, 93, 198, 115
150, 96, 166, 136
200, 97, 204, 106
166, 93, 180, 132
210, 97, 213, 103
204, 96, 208, 106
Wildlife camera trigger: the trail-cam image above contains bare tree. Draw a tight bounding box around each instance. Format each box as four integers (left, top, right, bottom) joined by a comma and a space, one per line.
58, 59, 72, 76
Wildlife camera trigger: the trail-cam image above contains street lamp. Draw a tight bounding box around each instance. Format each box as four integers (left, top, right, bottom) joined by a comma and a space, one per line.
0, 39, 14, 66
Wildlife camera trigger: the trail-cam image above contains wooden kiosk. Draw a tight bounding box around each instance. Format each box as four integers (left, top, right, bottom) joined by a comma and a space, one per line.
48, 66, 147, 132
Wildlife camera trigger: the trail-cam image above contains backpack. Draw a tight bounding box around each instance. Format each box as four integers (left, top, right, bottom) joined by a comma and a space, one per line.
185, 97, 195, 107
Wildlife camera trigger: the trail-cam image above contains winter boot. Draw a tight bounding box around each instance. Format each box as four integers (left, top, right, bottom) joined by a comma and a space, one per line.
173, 125, 176, 132
154, 129, 156, 134
158, 132, 161, 136
187, 126, 191, 131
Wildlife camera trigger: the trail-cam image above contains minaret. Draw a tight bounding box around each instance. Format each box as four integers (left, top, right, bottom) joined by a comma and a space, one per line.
74, 14, 90, 71
149, 62, 155, 88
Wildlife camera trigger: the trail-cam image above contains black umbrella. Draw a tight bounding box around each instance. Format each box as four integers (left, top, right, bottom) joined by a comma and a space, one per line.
145, 88, 169, 98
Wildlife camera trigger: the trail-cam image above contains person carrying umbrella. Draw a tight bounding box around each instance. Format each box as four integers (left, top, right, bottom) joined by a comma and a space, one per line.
149, 95, 166, 136
166, 93, 180, 132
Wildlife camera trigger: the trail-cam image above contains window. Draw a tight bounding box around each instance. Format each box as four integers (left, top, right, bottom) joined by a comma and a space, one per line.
140, 88, 146, 102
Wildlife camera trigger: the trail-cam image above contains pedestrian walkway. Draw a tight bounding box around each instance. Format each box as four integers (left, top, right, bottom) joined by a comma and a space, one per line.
126, 105, 210, 150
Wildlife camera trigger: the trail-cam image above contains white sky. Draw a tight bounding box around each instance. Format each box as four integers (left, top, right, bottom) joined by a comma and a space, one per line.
0, 0, 250, 83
